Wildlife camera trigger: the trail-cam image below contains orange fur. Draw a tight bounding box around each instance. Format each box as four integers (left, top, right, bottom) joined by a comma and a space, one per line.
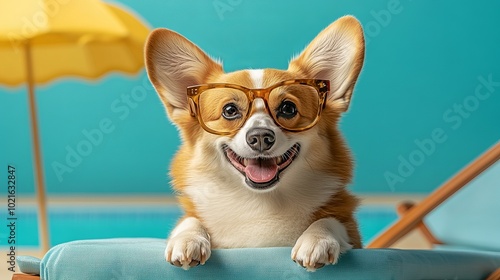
169, 70, 362, 247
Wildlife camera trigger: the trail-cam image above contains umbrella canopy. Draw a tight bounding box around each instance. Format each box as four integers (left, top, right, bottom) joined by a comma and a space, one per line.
0, 0, 150, 253
0, 0, 149, 85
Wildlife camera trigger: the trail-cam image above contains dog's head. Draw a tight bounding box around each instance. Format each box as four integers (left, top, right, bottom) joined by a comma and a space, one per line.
145, 16, 364, 193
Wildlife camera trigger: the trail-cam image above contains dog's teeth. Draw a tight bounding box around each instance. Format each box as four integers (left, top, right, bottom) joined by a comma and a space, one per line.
243, 159, 248, 166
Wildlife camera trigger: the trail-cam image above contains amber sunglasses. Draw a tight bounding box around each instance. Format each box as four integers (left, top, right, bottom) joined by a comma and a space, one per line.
186, 79, 330, 135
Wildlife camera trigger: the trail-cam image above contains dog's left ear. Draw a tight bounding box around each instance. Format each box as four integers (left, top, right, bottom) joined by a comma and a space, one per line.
288, 16, 365, 111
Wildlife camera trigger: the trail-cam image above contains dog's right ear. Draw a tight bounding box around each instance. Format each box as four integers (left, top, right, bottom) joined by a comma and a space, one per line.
145, 29, 223, 120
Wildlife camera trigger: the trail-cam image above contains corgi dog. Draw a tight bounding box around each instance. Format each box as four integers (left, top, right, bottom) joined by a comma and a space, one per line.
145, 16, 365, 272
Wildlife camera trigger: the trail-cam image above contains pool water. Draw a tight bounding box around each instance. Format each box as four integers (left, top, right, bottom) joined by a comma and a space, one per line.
1, 205, 397, 248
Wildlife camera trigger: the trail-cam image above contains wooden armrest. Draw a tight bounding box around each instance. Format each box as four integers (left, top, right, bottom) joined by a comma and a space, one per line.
12, 274, 40, 280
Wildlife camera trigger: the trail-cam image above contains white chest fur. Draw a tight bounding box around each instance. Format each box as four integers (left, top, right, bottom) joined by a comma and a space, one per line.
183, 169, 341, 248
198, 194, 312, 248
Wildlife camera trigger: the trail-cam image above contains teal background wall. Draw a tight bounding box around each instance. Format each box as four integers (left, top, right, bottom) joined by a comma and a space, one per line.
1, 0, 499, 195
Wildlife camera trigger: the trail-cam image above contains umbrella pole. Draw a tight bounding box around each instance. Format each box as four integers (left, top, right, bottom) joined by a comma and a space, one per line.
25, 41, 50, 253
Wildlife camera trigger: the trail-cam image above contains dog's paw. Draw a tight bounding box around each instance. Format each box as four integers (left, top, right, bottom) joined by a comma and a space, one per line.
291, 231, 351, 272
165, 232, 211, 270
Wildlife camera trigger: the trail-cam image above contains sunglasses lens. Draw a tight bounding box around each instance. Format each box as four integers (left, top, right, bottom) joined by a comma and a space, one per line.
198, 88, 249, 134
195, 82, 324, 134
268, 84, 321, 131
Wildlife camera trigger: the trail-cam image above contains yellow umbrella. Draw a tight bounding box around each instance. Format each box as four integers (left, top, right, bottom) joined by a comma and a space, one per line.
0, 0, 150, 253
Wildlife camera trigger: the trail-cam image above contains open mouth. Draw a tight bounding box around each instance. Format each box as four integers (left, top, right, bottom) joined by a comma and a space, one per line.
223, 143, 301, 190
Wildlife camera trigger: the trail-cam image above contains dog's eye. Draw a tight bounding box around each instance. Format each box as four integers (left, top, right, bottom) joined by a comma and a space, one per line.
277, 101, 297, 119
222, 103, 241, 120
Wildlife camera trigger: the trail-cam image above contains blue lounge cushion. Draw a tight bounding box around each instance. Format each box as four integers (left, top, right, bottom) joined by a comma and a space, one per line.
17, 238, 500, 279
16, 255, 41, 275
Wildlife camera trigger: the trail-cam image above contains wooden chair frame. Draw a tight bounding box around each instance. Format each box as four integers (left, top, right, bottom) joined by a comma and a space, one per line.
367, 141, 500, 248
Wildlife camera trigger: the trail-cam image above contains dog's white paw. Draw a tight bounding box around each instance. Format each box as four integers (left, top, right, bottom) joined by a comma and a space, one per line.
291, 218, 352, 272
291, 233, 342, 271
165, 232, 211, 270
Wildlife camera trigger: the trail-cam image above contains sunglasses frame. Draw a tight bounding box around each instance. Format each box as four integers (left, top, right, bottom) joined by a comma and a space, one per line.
186, 79, 330, 135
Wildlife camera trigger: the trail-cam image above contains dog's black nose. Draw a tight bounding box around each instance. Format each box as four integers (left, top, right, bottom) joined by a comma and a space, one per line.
246, 128, 275, 152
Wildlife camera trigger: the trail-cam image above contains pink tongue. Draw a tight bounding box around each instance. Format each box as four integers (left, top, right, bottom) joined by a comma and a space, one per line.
245, 158, 278, 183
